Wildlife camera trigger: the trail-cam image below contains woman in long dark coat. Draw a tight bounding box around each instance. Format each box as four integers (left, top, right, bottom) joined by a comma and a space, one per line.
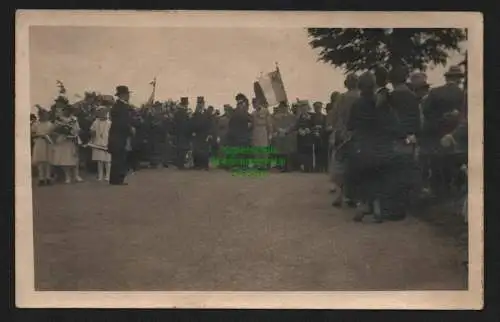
345, 71, 399, 223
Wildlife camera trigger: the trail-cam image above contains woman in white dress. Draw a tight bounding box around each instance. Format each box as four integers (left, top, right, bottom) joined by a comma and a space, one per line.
90, 106, 112, 181
52, 106, 83, 184
31, 107, 55, 186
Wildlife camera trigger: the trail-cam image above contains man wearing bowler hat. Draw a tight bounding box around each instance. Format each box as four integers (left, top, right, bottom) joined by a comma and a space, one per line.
189, 96, 214, 170
108, 85, 134, 185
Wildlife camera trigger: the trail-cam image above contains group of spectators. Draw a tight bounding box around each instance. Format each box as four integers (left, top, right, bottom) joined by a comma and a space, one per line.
30, 63, 468, 222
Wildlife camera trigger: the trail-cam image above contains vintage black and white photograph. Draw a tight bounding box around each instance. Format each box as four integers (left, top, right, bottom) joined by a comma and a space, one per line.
15, 11, 483, 309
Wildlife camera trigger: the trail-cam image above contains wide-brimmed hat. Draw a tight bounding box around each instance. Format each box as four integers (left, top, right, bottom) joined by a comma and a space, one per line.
115, 85, 132, 96
444, 65, 465, 78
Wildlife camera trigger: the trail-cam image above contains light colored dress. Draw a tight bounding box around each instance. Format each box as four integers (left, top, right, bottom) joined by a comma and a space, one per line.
31, 121, 54, 164
51, 116, 80, 166
90, 119, 112, 162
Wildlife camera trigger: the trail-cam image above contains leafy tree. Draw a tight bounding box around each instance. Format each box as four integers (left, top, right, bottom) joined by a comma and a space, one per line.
307, 28, 466, 73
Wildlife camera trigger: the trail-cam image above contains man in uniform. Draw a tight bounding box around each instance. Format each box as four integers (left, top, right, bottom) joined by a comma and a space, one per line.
108, 85, 134, 185
173, 97, 191, 169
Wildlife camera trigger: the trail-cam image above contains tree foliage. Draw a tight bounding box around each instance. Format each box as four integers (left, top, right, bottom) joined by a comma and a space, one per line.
307, 28, 466, 73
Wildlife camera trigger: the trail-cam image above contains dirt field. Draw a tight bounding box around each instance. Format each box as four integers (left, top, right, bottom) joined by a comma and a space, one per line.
32, 168, 467, 291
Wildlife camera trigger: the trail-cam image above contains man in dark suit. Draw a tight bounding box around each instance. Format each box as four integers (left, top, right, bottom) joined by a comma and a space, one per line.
189, 97, 215, 170
422, 65, 465, 196
108, 85, 134, 185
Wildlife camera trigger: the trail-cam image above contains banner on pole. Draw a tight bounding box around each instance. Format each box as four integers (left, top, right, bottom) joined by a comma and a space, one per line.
255, 64, 288, 106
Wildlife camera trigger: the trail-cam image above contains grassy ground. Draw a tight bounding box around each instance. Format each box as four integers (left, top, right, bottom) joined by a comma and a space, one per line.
32, 167, 468, 291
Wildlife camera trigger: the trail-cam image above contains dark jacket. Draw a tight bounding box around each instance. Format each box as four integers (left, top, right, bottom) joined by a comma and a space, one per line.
422, 82, 465, 137
108, 99, 133, 153
294, 112, 314, 149
347, 94, 399, 168
189, 111, 215, 154
227, 108, 252, 147
390, 83, 421, 138
310, 112, 328, 146
173, 108, 191, 148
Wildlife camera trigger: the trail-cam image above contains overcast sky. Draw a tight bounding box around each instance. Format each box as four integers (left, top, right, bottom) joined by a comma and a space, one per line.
29, 26, 465, 111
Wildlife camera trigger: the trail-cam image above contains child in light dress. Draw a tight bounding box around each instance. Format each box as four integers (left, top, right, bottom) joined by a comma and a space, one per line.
31, 107, 54, 186
90, 106, 112, 181
51, 106, 83, 184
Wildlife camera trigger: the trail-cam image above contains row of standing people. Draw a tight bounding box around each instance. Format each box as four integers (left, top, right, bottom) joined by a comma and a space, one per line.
328, 65, 467, 223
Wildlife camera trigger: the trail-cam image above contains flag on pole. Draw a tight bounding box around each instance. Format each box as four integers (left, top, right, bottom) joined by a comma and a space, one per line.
147, 77, 157, 105
253, 81, 268, 106
255, 63, 288, 106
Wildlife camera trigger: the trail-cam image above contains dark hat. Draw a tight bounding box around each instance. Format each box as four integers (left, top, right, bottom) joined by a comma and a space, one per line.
84, 91, 97, 98
115, 85, 132, 96
235, 93, 248, 102
180, 97, 189, 105
410, 72, 430, 89
54, 95, 69, 104
444, 65, 465, 78
313, 101, 323, 107
197, 96, 205, 103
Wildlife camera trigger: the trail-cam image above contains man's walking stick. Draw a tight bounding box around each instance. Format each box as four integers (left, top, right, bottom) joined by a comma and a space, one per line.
312, 143, 316, 171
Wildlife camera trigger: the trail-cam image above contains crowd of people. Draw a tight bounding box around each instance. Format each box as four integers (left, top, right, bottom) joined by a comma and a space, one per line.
30, 64, 468, 223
